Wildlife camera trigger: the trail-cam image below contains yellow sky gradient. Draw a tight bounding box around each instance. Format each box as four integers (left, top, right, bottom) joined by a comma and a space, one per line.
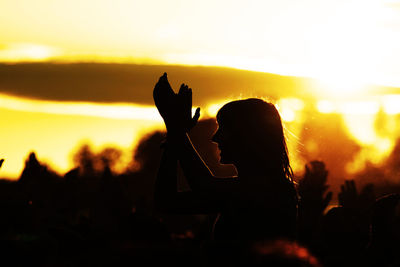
0, 93, 166, 178
1, 0, 400, 87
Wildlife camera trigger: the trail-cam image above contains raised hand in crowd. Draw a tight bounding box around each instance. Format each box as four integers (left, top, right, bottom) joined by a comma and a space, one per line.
339, 180, 375, 213
298, 161, 332, 244
298, 161, 332, 216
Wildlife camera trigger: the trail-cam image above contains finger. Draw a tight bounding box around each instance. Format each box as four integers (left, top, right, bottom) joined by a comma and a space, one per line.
183, 85, 189, 95
193, 107, 200, 122
346, 180, 354, 194
188, 88, 192, 108
322, 184, 329, 193
177, 88, 184, 104
156, 73, 174, 93
157, 72, 168, 84
338, 192, 343, 206
179, 84, 185, 95
350, 180, 357, 194
345, 180, 350, 191
321, 170, 328, 183
314, 161, 323, 170
180, 85, 190, 107
323, 191, 333, 209
183, 86, 191, 101
189, 107, 200, 130
0, 159, 4, 168
158, 72, 167, 82
154, 78, 171, 103
305, 164, 309, 174
310, 161, 316, 171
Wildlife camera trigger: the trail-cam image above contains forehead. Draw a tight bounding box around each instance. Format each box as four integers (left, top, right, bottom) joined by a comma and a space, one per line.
216, 115, 226, 128
216, 107, 230, 123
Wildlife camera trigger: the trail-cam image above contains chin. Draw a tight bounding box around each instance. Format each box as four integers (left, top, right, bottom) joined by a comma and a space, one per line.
218, 149, 233, 164
219, 156, 232, 165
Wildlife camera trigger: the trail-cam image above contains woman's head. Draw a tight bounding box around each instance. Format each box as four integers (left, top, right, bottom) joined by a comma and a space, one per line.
212, 98, 293, 181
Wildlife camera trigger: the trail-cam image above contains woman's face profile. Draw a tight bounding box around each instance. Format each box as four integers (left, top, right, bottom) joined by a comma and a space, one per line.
212, 120, 236, 164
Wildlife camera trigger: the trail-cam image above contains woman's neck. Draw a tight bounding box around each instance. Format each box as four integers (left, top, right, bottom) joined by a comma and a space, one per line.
236, 162, 283, 182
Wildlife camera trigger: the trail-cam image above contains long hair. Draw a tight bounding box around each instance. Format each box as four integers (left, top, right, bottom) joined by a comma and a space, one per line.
217, 98, 294, 182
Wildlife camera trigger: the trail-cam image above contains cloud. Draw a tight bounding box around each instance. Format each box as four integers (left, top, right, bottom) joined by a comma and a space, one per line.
0, 63, 310, 106
0, 93, 160, 120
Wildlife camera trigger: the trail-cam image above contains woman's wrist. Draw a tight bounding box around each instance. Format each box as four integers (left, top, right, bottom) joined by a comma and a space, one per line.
160, 130, 186, 151
166, 128, 186, 142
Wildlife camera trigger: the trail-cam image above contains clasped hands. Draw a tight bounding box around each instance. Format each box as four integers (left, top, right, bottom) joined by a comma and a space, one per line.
153, 73, 200, 134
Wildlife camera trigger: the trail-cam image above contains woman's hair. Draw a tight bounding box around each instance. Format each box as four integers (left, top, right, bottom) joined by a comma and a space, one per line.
216, 98, 293, 182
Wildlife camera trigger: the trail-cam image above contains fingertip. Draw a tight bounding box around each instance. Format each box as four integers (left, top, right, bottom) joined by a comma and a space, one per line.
190, 109, 200, 129
194, 107, 201, 120
159, 73, 167, 82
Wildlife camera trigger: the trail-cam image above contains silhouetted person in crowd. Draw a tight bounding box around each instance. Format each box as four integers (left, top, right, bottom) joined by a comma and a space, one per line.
312, 179, 375, 267
368, 193, 400, 267
153, 73, 298, 245
297, 161, 332, 245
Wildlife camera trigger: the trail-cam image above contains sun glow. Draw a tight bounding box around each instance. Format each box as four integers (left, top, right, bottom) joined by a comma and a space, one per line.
1, 0, 400, 87
206, 99, 237, 117
316, 96, 400, 173
382, 95, 400, 115
0, 44, 59, 62
317, 99, 381, 115
276, 98, 304, 122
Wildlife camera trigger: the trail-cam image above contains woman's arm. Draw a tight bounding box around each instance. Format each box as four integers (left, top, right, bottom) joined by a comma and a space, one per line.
154, 143, 178, 211
169, 84, 237, 192
153, 74, 222, 213
168, 131, 237, 193
154, 143, 221, 214
169, 130, 215, 190
153, 73, 235, 204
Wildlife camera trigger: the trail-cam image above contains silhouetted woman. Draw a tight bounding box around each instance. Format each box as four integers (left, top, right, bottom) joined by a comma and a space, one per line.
153, 73, 297, 242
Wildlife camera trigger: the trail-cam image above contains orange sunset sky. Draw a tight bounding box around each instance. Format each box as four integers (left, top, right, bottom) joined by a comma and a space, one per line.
1, 0, 400, 179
